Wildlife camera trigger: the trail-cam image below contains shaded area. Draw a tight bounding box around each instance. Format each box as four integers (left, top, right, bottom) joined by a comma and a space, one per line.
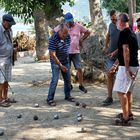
0, 56, 140, 140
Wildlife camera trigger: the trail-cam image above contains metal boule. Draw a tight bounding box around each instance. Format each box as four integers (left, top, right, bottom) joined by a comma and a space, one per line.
77, 116, 82, 122
53, 114, 59, 120
17, 114, 22, 118
75, 101, 80, 106
77, 113, 82, 117
81, 103, 87, 108
34, 103, 39, 107
33, 115, 38, 121
0, 129, 4, 136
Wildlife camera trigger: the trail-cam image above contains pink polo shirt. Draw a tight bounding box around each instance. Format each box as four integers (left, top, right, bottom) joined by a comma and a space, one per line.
54, 22, 88, 54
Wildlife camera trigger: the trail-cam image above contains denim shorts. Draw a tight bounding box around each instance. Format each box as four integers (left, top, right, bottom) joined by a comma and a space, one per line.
105, 58, 116, 71
69, 54, 81, 70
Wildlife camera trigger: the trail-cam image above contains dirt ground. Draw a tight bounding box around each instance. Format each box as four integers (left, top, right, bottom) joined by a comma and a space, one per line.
0, 56, 140, 140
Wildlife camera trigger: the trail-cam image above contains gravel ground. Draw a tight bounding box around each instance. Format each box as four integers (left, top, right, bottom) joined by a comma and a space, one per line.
0, 56, 140, 140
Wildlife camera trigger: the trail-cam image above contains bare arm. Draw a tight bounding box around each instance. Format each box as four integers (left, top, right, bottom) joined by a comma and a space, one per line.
79, 30, 90, 47
104, 32, 110, 54
80, 30, 90, 41
123, 44, 130, 69
123, 44, 135, 79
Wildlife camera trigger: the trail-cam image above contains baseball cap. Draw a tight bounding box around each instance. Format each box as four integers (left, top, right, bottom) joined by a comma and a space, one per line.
2, 14, 16, 26
64, 12, 74, 23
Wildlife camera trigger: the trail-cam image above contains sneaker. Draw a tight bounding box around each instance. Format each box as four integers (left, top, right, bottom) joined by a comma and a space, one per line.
116, 113, 134, 121
79, 85, 87, 93
102, 97, 113, 106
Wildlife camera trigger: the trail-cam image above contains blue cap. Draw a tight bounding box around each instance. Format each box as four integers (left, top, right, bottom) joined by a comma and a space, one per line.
64, 12, 74, 23
2, 14, 16, 26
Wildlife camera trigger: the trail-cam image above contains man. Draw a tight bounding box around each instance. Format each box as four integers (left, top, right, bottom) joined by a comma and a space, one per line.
103, 10, 120, 106
64, 12, 90, 93
112, 13, 139, 125
0, 14, 16, 107
135, 18, 140, 49
46, 24, 75, 106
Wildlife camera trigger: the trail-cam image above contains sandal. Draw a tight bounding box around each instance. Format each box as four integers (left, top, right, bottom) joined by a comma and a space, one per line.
116, 113, 134, 121
47, 100, 56, 106
0, 101, 11, 107
113, 117, 131, 126
4, 98, 17, 103
65, 96, 75, 102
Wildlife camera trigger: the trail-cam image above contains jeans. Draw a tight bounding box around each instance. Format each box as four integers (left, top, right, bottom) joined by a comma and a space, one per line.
105, 58, 116, 71
47, 63, 71, 101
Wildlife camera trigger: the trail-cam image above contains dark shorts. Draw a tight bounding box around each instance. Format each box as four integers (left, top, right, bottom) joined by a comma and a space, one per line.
69, 54, 81, 70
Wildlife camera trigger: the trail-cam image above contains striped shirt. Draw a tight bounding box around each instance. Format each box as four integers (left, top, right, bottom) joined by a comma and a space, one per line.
48, 32, 71, 64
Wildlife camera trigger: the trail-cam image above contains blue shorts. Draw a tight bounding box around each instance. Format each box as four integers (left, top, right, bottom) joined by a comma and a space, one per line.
69, 54, 81, 70
105, 58, 116, 71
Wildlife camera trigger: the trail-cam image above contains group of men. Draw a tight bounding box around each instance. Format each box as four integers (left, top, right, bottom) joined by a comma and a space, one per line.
103, 10, 139, 125
0, 12, 140, 126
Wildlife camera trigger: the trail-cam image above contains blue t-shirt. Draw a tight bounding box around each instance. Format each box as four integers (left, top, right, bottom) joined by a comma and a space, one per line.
48, 32, 71, 64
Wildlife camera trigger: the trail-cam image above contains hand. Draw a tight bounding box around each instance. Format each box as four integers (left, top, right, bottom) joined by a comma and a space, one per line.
103, 47, 109, 54
60, 65, 68, 73
125, 68, 136, 80
107, 52, 115, 59
109, 65, 117, 74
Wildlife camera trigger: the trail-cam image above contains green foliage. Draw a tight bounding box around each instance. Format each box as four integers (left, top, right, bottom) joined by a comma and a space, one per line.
0, 0, 75, 23
102, 0, 140, 13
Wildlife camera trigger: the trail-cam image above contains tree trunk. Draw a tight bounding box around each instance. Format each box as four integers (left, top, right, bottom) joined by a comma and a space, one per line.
33, 3, 63, 61
80, 0, 107, 83
133, 0, 136, 13
34, 10, 49, 60
128, 0, 134, 26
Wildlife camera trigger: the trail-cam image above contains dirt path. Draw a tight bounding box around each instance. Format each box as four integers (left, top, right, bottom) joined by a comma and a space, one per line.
0, 56, 140, 140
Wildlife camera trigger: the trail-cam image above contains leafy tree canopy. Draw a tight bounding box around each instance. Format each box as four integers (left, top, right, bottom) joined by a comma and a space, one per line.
102, 0, 140, 13
0, 0, 75, 23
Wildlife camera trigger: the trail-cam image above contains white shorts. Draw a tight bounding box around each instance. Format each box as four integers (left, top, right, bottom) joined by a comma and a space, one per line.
0, 64, 12, 84
113, 66, 139, 93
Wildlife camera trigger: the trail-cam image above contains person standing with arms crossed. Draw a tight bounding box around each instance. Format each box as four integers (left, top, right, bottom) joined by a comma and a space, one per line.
103, 10, 120, 106
0, 14, 16, 107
